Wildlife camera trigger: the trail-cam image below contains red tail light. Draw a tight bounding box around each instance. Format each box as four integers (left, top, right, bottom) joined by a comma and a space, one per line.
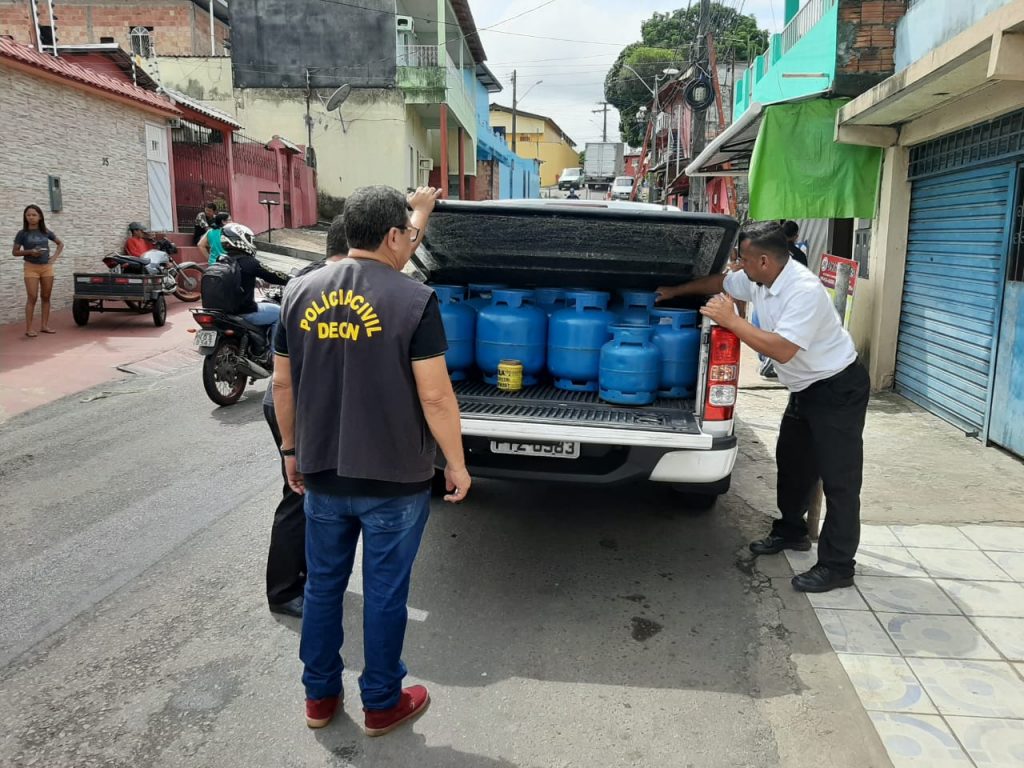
193, 313, 215, 326
704, 326, 740, 421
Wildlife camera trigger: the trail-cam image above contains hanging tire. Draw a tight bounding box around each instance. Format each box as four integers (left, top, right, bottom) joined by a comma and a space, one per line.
152, 294, 167, 327
173, 266, 205, 302
202, 339, 247, 406
72, 299, 90, 326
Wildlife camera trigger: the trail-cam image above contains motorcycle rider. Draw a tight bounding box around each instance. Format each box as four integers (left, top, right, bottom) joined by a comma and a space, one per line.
220, 222, 289, 341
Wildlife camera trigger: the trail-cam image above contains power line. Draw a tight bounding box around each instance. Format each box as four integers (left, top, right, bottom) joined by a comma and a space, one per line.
486, 0, 560, 30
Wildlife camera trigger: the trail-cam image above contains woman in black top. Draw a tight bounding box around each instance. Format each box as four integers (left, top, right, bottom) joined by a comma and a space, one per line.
12, 204, 64, 337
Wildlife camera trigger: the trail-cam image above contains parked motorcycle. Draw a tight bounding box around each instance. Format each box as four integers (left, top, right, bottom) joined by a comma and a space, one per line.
104, 249, 205, 302
191, 282, 283, 406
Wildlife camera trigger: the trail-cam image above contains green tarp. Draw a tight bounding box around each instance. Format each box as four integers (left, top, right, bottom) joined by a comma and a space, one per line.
748, 98, 883, 220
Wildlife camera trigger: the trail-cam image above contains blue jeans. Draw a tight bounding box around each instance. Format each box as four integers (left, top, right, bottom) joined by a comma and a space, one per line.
300, 489, 431, 709
241, 302, 280, 346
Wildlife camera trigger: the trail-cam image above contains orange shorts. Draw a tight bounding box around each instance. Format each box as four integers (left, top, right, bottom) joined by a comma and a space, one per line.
23, 262, 55, 279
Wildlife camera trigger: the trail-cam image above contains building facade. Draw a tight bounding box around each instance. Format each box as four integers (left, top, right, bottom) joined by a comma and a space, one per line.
836, 0, 1024, 458
0, 37, 179, 324
472, 67, 541, 200
0, 0, 230, 57
489, 104, 579, 188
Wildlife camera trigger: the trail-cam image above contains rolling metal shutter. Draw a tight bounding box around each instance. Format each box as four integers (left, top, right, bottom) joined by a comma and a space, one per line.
894, 163, 1013, 433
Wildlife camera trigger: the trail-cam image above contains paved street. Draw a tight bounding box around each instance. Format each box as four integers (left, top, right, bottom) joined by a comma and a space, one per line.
0, 361, 891, 768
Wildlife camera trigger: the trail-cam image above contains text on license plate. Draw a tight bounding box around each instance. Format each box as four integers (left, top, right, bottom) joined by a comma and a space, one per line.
490, 441, 580, 459
194, 330, 218, 347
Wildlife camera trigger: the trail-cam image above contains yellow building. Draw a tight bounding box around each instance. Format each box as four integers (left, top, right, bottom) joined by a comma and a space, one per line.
489, 104, 579, 188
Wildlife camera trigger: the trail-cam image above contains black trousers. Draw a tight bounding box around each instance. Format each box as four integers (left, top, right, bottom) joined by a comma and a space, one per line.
263, 403, 307, 604
771, 362, 870, 578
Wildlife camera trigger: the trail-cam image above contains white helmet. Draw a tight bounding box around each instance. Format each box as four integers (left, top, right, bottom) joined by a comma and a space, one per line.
221, 223, 257, 257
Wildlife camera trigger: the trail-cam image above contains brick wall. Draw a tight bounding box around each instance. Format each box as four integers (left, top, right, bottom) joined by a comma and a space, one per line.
0, 0, 230, 56
474, 160, 497, 201
836, 0, 908, 79
0, 63, 154, 324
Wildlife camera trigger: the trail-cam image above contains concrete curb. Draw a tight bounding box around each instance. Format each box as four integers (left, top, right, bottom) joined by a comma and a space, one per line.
254, 240, 320, 262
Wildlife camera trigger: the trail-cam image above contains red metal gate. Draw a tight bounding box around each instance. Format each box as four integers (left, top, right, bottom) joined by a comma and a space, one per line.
171, 123, 231, 229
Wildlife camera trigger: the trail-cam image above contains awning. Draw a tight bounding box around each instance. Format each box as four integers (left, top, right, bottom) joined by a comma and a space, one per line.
685, 101, 766, 177
164, 87, 242, 129
686, 91, 828, 178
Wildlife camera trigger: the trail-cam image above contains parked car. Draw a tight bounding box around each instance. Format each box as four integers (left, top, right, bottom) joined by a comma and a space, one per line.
557, 167, 584, 190
415, 199, 741, 508
608, 176, 635, 201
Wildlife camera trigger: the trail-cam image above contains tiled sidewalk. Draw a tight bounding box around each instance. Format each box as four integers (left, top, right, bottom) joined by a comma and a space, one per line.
786, 524, 1024, 767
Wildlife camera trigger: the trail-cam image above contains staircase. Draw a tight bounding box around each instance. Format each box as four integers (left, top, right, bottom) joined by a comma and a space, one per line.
162, 232, 205, 266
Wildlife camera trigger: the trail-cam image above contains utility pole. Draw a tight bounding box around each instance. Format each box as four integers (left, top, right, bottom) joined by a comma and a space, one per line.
511, 69, 518, 153
592, 102, 610, 141
688, 0, 712, 211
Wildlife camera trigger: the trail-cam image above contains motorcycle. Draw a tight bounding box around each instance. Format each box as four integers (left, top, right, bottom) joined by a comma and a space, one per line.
191, 282, 283, 406
104, 249, 206, 302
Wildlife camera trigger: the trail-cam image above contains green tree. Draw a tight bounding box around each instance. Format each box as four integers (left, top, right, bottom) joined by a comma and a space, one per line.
642, 5, 768, 58
604, 46, 683, 146
604, 4, 769, 145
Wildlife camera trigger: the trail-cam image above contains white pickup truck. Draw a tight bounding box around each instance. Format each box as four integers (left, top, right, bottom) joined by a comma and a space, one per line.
413, 198, 741, 508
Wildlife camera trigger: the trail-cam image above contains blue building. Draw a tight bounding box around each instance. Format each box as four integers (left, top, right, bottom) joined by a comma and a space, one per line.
473, 64, 541, 200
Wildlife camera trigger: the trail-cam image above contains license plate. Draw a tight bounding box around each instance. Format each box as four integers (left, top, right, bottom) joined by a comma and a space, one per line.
194, 330, 218, 348
490, 441, 580, 459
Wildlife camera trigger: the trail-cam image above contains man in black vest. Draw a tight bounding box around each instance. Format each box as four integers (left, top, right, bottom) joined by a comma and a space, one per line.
263, 212, 348, 619
272, 185, 470, 735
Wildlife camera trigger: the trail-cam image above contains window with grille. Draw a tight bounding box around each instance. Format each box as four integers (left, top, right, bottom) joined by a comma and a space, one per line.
909, 109, 1024, 178
129, 26, 154, 58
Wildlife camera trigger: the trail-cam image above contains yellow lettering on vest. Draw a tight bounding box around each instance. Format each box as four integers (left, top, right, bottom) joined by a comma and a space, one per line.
347, 323, 360, 341
361, 309, 377, 322
350, 295, 364, 312
365, 324, 382, 337
343, 289, 354, 307
317, 322, 329, 339
300, 319, 310, 332
328, 322, 339, 339
313, 300, 327, 316
328, 291, 339, 308
321, 292, 330, 311
304, 307, 317, 324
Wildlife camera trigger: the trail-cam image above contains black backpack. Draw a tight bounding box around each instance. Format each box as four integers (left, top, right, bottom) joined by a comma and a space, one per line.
201, 255, 245, 312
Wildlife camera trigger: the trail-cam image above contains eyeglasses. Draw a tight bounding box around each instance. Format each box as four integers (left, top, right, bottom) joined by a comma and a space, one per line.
397, 224, 421, 241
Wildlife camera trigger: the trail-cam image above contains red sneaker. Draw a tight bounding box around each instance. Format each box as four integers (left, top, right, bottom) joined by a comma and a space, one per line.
305, 696, 341, 729
364, 685, 430, 737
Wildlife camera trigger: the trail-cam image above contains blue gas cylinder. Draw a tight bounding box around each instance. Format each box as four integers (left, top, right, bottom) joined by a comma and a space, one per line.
476, 289, 547, 386
599, 324, 662, 406
618, 290, 657, 325
649, 308, 700, 398
466, 283, 508, 313
534, 287, 567, 317
431, 284, 476, 382
548, 290, 615, 392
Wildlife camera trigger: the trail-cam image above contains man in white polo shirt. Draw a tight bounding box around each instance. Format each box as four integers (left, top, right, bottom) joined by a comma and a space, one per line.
657, 222, 870, 593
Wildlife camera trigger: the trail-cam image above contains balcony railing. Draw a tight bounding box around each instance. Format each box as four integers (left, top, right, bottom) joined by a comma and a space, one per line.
781, 0, 838, 54
397, 44, 438, 68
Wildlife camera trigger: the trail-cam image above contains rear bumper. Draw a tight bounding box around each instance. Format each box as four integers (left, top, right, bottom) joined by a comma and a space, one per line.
451, 435, 737, 487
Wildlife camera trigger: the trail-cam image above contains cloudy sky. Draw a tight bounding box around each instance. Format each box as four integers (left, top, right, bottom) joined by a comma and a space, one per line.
473, 0, 786, 149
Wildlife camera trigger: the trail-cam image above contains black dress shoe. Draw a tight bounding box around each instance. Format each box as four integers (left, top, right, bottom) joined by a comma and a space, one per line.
269, 596, 304, 618
749, 534, 812, 556
791, 564, 854, 593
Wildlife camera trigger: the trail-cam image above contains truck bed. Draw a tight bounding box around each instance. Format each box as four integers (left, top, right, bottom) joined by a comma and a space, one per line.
454, 381, 700, 435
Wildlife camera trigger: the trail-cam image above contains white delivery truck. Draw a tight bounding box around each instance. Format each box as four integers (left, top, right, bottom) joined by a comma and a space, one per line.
583, 142, 625, 191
